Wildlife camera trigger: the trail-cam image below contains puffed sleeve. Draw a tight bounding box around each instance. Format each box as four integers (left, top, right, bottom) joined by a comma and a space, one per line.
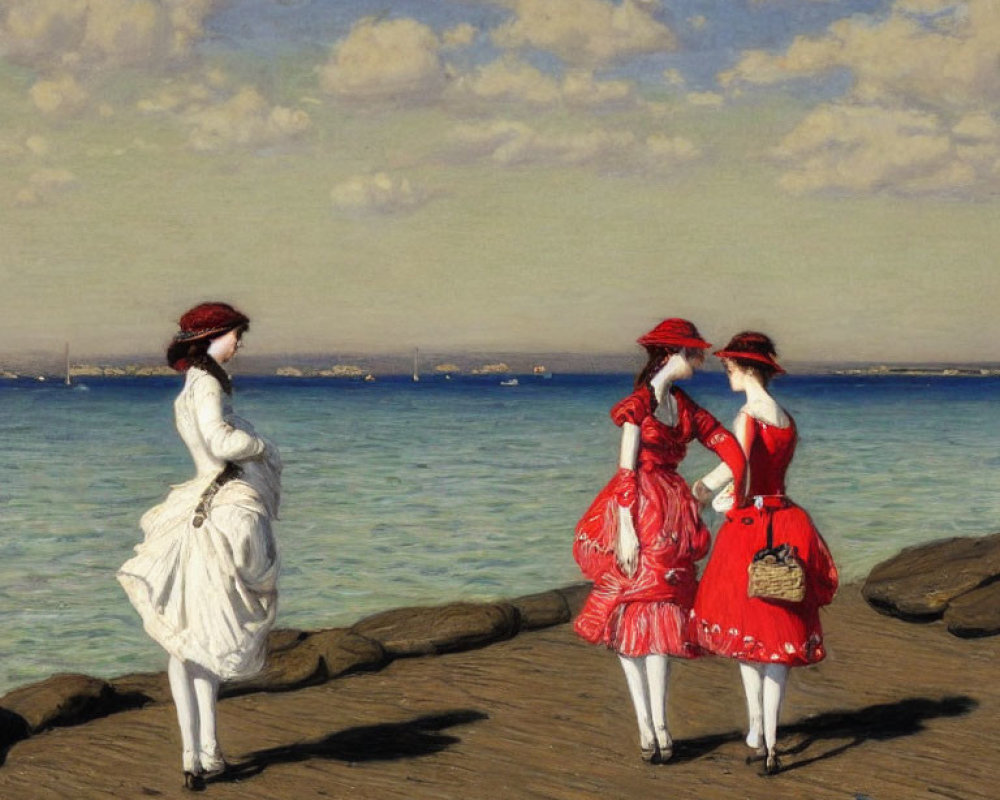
679, 389, 748, 508
190, 372, 266, 462
808, 533, 839, 608
610, 389, 650, 427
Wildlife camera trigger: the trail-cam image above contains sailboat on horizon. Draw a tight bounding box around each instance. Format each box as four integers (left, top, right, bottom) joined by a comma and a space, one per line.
412, 347, 420, 382
64, 342, 71, 386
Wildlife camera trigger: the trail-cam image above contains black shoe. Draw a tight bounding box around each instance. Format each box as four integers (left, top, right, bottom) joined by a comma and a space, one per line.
183, 771, 206, 791
762, 749, 782, 776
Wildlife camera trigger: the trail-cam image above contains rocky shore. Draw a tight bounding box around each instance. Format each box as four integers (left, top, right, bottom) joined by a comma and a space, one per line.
1, 562, 998, 799
862, 532, 1000, 637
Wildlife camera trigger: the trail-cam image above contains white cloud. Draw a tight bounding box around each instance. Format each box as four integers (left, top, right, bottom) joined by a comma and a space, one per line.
0, 0, 221, 70
0, 0, 224, 118
330, 172, 427, 214
448, 59, 635, 108
0, 133, 50, 160
562, 70, 634, 107
29, 74, 89, 116
721, 0, 1000, 196
663, 68, 685, 89
686, 91, 724, 107
443, 22, 477, 49
184, 87, 311, 151
139, 78, 311, 151
319, 17, 447, 101
491, 0, 677, 68
450, 59, 560, 105
722, 0, 1000, 110
772, 102, 1000, 195
446, 119, 701, 172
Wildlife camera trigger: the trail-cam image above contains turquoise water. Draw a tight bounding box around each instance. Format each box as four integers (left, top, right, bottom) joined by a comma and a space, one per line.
1, 373, 998, 694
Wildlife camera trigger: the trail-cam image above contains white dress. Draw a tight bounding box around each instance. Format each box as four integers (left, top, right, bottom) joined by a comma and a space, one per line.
118, 367, 282, 680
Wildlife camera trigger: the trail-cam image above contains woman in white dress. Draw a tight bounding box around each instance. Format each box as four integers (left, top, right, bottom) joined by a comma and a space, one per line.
118, 302, 281, 790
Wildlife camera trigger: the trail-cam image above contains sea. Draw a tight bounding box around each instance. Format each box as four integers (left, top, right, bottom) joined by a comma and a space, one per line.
1, 372, 998, 695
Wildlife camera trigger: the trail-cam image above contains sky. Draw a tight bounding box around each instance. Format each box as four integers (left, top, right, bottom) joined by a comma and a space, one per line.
1, 0, 999, 363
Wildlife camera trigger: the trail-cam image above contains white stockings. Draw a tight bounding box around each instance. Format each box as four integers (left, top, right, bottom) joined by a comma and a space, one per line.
168, 656, 223, 773
738, 662, 788, 752
618, 654, 672, 751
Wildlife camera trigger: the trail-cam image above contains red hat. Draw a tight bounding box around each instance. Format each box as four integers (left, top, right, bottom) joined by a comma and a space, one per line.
714, 331, 785, 374
714, 348, 785, 374
637, 318, 711, 350
167, 302, 249, 371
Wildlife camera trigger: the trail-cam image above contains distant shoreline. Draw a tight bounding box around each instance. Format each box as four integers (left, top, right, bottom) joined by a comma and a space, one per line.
3, 364, 1000, 381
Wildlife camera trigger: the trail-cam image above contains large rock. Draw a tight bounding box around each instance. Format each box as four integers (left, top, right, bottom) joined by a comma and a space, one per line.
351, 601, 520, 657
943, 581, 1000, 638
862, 533, 1000, 620
0, 674, 116, 734
224, 628, 386, 697
555, 583, 592, 617
511, 590, 571, 630
309, 628, 388, 678
109, 671, 171, 705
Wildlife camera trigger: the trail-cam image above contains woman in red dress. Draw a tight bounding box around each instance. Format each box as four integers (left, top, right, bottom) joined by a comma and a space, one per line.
691, 332, 838, 775
573, 318, 747, 764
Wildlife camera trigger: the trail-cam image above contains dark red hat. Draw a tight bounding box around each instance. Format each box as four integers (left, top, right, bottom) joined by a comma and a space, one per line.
714, 348, 785, 374
176, 302, 249, 341
637, 318, 711, 350
714, 331, 785, 374
167, 302, 249, 371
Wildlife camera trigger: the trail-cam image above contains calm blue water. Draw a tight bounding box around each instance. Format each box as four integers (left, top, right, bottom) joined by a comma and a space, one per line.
1, 372, 998, 694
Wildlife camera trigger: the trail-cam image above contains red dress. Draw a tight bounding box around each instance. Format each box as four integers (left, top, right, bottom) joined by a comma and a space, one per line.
692, 415, 839, 666
573, 386, 746, 658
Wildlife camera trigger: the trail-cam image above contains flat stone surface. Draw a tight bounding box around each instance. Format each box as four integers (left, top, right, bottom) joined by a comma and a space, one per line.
1, 588, 998, 800
862, 533, 1000, 619
943, 580, 1000, 638
511, 590, 570, 630
351, 601, 520, 657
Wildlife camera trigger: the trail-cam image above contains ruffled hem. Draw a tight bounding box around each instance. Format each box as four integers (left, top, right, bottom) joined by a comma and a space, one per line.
117, 570, 275, 679
575, 600, 700, 659
119, 476, 280, 680
692, 614, 825, 666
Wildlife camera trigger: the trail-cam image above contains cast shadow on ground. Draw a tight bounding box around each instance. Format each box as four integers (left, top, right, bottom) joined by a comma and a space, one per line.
210, 709, 489, 784
669, 694, 977, 769
776, 695, 977, 773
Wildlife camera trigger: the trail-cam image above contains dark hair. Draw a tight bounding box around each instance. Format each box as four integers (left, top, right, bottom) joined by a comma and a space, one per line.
721, 331, 780, 386
165, 323, 248, 393
634, 345, 680, 403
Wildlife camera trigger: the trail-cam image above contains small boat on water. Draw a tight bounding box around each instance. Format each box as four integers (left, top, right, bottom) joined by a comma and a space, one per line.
500, 377, 519, 387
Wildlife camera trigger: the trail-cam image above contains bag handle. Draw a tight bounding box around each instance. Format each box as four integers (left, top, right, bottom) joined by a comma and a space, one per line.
754, 496, 775, 551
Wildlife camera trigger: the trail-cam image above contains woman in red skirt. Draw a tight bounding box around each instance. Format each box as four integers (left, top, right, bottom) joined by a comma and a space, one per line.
573, 318, 747, 764
691, 332, 838, 775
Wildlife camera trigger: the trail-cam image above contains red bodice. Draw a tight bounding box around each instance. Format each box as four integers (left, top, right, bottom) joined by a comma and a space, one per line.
572, 385, 747, 657
745, 415, 798, 497
692, 410, 838, 666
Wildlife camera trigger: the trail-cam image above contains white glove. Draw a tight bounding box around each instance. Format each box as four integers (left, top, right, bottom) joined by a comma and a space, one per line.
615, 505, 640, 576
711, 482, 735, 513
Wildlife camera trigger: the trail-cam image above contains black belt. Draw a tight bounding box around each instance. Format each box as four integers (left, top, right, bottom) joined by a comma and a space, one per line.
192, 462, 242, 528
